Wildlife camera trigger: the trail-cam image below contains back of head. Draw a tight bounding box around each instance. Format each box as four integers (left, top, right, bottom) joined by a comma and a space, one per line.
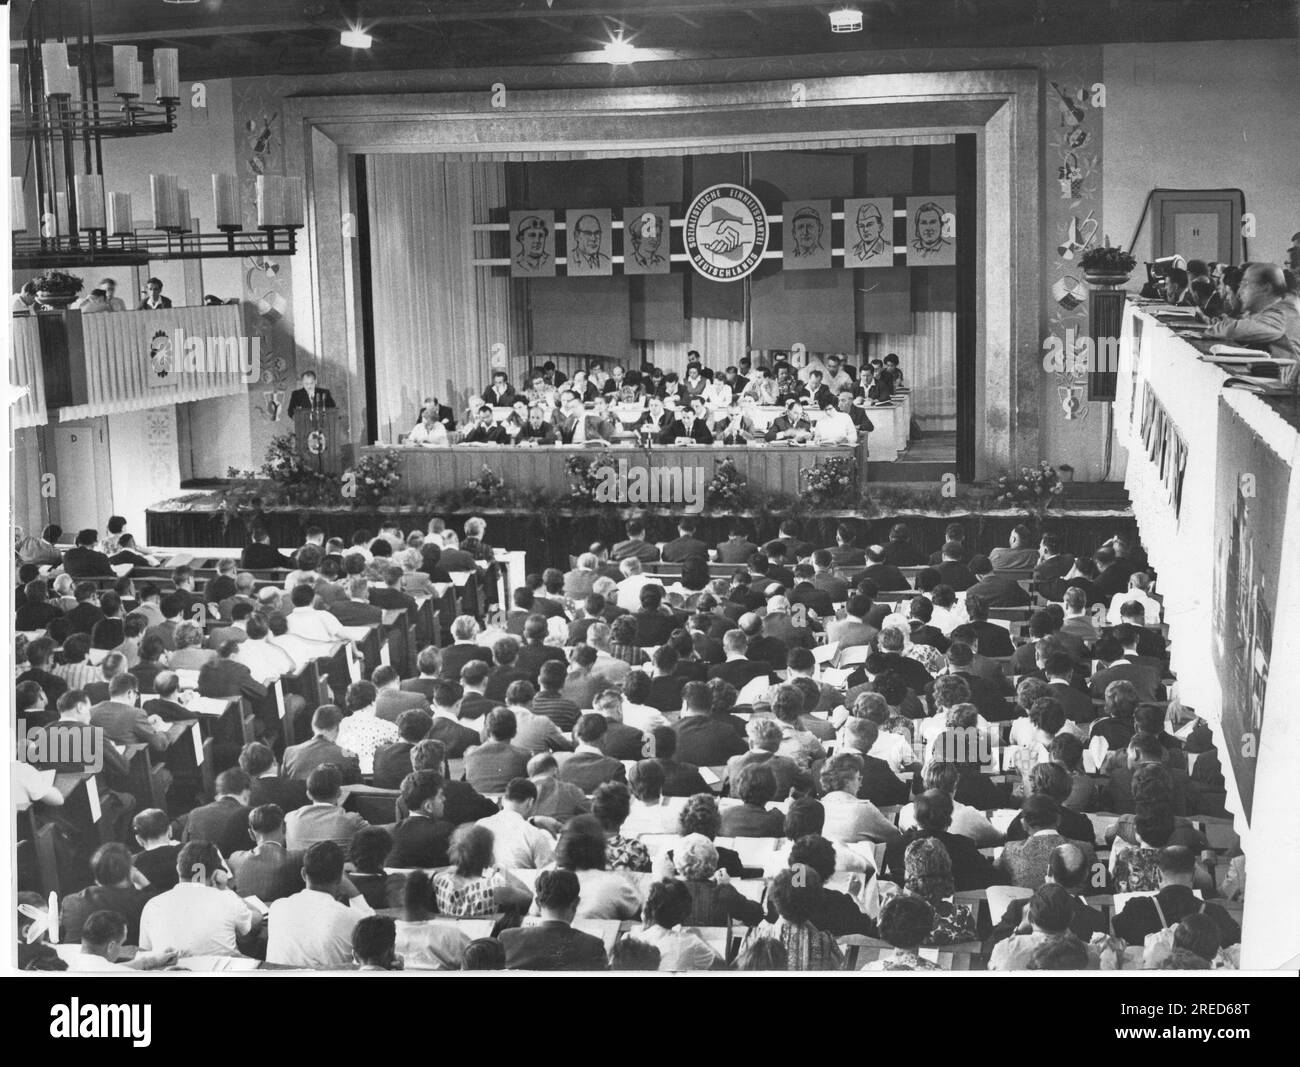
1027, 883, 1074, 934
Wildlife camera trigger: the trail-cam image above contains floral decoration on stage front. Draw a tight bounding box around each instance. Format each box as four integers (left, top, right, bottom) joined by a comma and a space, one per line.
798, 454, 858, 508
564, 454, 617, 504
705, 458, 754, 510
994, 460, 1066, 516
345, 449, 401, 507
465, 464, 508, 507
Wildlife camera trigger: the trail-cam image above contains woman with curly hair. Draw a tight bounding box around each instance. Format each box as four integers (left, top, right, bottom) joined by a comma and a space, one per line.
651, 793, 745, 879
592, 782, 652, 873
432, 825, 533, 918
902, 837, 977, 945
667, 833, 764, 928
740, 867, 844, 971
862, 892, 940, 971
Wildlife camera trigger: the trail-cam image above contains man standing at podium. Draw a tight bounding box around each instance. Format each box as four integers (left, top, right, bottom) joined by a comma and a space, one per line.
287, 370, 337, 418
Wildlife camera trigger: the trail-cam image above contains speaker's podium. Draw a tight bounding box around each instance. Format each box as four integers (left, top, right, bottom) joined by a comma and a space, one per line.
294, 408, 346, 475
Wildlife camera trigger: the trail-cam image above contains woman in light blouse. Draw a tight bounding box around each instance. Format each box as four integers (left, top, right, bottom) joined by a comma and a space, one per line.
408, 408, 449, 446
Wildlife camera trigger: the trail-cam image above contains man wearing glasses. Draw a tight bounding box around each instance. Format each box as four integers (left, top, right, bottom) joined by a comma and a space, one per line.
1204, 263, 1300, 384
570, 214, 610, 271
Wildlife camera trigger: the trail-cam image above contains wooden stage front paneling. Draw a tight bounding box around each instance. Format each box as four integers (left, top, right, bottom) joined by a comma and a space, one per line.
358, 443, 861, 498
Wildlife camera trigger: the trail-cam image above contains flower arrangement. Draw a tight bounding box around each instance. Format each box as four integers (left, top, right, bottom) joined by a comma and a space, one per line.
31, 270, 84, 297
705, 458, 753, 510
344, 449, 401, 507
1079, 244, 1137, 285
564, 454, 616, 504
799, 454, 858, 508
464, 464, 507, 506
994, 460, 1065, 516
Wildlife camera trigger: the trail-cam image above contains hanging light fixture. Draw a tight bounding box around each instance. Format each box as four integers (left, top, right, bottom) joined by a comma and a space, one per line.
11, 0, 306, 269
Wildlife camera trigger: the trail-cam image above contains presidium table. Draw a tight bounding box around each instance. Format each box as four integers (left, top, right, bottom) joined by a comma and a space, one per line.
358, 441, 861, 498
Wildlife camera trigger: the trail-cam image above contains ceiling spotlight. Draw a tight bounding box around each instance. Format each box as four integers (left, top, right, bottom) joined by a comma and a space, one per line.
340, 28, 374, 49
828, 7, 864, 33
603, 37, 636, 64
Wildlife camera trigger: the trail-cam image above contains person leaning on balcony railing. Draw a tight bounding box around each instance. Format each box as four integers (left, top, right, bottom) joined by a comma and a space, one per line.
1202, 262, 1300, 385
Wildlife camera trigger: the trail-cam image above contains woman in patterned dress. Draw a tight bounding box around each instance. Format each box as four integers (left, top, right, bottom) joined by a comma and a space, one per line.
741, 867, 844, 971
592, 782, 652, 873
432, 825, 534, 918
862, 892, 941, 971
903, 837, 978, 946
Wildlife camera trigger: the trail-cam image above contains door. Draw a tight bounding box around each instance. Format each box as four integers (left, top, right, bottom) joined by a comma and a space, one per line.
50, 424, 108, 535
1152, 190, 1244, 265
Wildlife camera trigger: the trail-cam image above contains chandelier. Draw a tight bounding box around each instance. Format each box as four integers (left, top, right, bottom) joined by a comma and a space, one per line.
10, 0, 303, 270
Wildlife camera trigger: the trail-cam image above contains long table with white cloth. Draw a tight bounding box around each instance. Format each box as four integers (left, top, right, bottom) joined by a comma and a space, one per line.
1115, 301, 1300, 969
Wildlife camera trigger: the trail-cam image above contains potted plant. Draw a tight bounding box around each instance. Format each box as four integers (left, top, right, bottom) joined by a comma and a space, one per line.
31, 270, 84, 308
1079, 244, 1137, 288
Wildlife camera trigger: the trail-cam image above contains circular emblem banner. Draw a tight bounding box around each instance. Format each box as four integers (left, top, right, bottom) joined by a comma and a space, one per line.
684, 183, 769, 282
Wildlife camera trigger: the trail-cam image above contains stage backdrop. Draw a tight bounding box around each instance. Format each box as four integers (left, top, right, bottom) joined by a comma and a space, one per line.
1211, 395, 1291, 821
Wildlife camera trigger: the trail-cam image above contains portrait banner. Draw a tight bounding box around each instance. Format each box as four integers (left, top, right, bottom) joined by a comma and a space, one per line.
622, 206, 671, 275
905, 195, 956, 267
565, 208, 613, 277
842, 197, 895, 269
509, 210, 556, 277
783, 199, 832, 270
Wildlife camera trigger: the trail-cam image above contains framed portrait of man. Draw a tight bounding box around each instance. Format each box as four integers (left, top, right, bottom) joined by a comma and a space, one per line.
565, 208, 613, 276
842, 197, 895, 268
622, 206, 670, 275
782, 200, 832, 271
510, 210, 556, 277
905, 195, 956, 267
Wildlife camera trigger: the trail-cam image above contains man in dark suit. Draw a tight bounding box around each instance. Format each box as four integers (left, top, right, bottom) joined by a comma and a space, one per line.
286, 370, 337, 418
62, 529, 114, 578
879, 523, 926, 568
240, 526, 292, 570
706, 629, 775, 691
485, 638, 532, 702
661, 518, 709, 563
934, 543, 977, 592
1111, 846, 1241, 948
456, 661, 497, 723
282, 705, 362, 784
427, 680, 481, 759
372, 665, 429, 723
369, 566, 417, 615
634, 586, 681, 648
837, 719, 910, 807
860, 545, 908, 592
90, 674, 169, 753
516, 617, 568, 681
788, 564, 835, 618
1088, 637, 1163, 702
227, 803, 305, 903
558, 715, 627, 793
766, 520, 814, 563
809, 550, 849, 602
400, 647, 444, 703
645, 646, 688, 713
928, 524, 968, 566
965, 555, 1032, 608
1032, 532, 1074, 587
198, 641, 269, 702
764, 399, 814, 443
1042, 650, 1096, 725
715, 523, 759, 565
660, 395, 714, 444
64, 582, 106, 636
372, 709, 434, 789
183, 768, 253, 858
984, 842, 1108, 954
463, 708, 531, 793
329, 577, 384, 626
441, 618, 495, 680
1092, 545, 1131, 601
240, 742, 309, 812
386, 771, 455, 868
687, 615, 725, 666
934, 644, 1012, 722
500, 869, 608, 970
609, 518, 661, 565
672, 682, 746, 767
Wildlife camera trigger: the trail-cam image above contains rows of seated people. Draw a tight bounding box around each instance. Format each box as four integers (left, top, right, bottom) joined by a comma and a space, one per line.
406, 351, 903, 447
14, 512, 1243, 971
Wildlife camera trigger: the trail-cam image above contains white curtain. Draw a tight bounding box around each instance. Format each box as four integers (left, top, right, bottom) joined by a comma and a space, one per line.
643, 317, 747, 377
866, 310, 956, 432
368, 157, 514, 442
